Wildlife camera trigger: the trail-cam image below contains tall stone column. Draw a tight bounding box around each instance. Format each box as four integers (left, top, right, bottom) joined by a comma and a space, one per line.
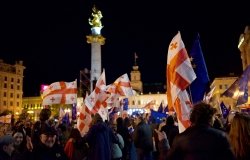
86, 6, 105, 92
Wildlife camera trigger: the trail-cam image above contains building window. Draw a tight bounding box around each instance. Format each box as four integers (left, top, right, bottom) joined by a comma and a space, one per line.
17, 85, 20, 90
225, 84, 228, 89
17, 94, 20, 98
219, 85, 222, 89
10, 101, 13, 106
10, 93, 13, 98
132, 100, 135, 105
138, 100, 141, 105
17, 79, 20, 83
4, 77, 7, 81
3, 101, 6, 106
11, 84, 14, 89
11, 78, 14, 82
4, 83, 7, 88
4, 92, 7, 97
17, 102, 19, 106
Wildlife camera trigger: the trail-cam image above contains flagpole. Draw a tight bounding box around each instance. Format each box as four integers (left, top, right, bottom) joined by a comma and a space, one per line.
188, 86, 193, 104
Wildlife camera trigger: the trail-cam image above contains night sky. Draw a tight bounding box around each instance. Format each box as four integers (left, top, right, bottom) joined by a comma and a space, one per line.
0, 0, 249, 96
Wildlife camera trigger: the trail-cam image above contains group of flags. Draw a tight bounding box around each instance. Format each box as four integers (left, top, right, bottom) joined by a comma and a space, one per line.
40, 31, 249, 135
166, 32, 215, 132
41, 71, 134, 135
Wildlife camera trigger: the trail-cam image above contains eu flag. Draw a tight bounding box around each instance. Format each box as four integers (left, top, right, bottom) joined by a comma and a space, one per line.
122, 98, 129, 111
220, 101, 229, 119
189, 34, 210, 104
150, 109, 167, 124
222, 65, 250, 106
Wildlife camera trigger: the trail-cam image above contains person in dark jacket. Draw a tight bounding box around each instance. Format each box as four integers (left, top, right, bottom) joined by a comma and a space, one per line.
160, 115, 179, 147
133, 115, 153, 160
28, 123, 68, 160
0, 135, 15, 160
167, 102, 235, 160
83, 113, 118, 160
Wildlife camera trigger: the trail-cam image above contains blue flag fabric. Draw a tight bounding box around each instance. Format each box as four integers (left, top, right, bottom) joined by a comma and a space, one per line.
222, 65, 250, 106
220, 101, 229, 119
62, 112, 70, 126
71, 103, 77, 120
150, 109, 168, 124
189, 34, 210, 104
122, 98, 129, 111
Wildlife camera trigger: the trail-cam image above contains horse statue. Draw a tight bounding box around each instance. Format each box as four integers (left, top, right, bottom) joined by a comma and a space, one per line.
89, 6, 103, 28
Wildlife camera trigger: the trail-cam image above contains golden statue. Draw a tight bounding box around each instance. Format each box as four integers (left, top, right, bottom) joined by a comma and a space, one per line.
89, 6, 103, 28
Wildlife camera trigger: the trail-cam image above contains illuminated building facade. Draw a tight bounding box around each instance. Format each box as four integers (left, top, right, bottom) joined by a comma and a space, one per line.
209, 77, 238, 111
0, 59, 25, 118
238, 25, 250, 70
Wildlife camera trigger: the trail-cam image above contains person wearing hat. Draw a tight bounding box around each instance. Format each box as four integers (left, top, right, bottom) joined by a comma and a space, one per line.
0, 135, 15, 160
28, 123, 68, 160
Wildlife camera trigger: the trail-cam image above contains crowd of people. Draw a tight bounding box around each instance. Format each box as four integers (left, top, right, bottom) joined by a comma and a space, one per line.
0, 101, 250, 160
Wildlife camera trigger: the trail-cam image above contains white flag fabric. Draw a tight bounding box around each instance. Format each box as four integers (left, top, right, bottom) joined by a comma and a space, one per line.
167, 32, 196, 133
42, 80, 77, 105
77, 103, 92, 136
85, 70, 109, 117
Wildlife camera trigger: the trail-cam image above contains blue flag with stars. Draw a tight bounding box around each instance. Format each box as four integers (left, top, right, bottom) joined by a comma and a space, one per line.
189, 34, 210, 104
220, 101, 229, 119
222, 65, 250, 106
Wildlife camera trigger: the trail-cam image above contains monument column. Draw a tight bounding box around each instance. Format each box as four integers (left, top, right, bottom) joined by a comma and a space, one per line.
86, 6, 105, 92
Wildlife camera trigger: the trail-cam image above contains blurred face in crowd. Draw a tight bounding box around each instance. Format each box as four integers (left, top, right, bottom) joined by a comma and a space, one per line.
13, 132, 24, 146
3, 143, 15, 156
40, 134, 56, 148
134, 116, 141, 125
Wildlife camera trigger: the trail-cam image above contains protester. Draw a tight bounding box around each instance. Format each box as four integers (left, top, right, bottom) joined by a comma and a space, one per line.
167, 102, 235, 160
160, 115, 179, 147
64, 128, 88, 160
28, 123, 68, 160
111, 124, 124, 160
12, 127, 28, 160
229, 112, 250, 160
83, 113, 118, 160
133, 114, 153, 160
0, 135, 15, 160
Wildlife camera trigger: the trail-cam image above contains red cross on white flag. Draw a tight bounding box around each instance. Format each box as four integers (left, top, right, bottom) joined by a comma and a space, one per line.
42, 80, 77, 105
77, 103, 92, 136
166, 32, 196, 133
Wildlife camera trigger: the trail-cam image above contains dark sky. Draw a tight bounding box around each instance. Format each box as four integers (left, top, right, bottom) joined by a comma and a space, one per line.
0, 0, 249, 96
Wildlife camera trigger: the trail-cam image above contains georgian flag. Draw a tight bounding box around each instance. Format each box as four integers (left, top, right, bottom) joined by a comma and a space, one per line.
42, 80, 77, 105
167, 32, 196, 133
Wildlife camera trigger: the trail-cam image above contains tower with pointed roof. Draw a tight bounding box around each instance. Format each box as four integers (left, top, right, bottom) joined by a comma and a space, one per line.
130, 52, 143, 93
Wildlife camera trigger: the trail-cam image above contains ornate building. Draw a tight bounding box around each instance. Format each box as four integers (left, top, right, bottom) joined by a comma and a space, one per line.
210, 77, 238, 111
0, 59, 25, 118
238, 25, 250, 70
